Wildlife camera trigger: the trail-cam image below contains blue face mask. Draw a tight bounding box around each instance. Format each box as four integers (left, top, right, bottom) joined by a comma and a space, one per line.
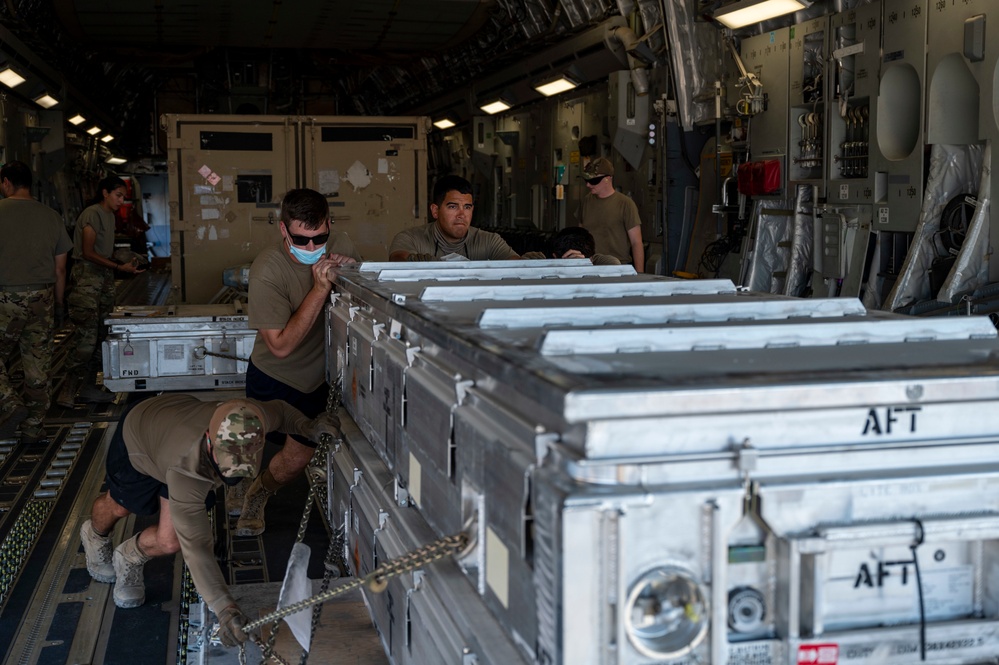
288, 243, 327, 265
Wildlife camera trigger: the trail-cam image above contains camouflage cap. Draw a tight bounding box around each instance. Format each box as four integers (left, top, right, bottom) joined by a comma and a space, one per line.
208, 399, 267, 479
582, 157, 614, 179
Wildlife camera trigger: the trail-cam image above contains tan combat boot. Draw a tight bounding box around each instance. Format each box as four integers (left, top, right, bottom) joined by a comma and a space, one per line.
113, 535, 151, 608
226, 476, 251, 516
235, 469, 283, 537
80, 519, 116, 583
55, 376, 81, 409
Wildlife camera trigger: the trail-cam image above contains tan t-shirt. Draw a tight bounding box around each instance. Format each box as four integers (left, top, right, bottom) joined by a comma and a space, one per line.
73, 204, 116, 260
0, 198, 72, 286
122, 394, 312, 615
389, 223, 516, 260
580, 191, 641, 265
248, 232, 360, 392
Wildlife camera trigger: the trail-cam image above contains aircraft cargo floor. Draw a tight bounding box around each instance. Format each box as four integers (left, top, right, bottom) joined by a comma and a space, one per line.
0, 268, 388, 665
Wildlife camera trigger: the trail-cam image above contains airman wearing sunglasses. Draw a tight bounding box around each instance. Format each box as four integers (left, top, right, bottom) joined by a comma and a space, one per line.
579, 157, 644, 273
239, 188, 361, 536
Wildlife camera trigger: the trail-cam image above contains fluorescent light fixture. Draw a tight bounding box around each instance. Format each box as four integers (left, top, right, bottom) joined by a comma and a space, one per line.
68, 114, 86, 125
33, 92, 58, 109
0, 67, 25, 88
713, 0, 810, 29
101, 134, 114, 143
105, 156, 127, 165
534, 75, 578, 97
479, 99, 511, 115
87, 126, 101, 135
433, 117, 456, 130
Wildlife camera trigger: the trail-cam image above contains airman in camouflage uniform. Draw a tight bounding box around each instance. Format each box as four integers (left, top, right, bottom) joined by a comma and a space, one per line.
0, 161, 73, 442
57, 174, 143, 408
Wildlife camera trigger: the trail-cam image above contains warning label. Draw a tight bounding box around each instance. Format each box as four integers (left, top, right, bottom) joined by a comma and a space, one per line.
799, 644, 839, 664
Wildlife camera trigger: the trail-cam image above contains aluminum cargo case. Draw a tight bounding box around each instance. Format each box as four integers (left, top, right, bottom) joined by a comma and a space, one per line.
102, 303, 254, 392
324, 260, 999, 665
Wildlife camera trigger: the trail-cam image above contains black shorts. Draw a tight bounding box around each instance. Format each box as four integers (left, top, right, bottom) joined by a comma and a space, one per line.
246, 359, 328, 448
106, 401, 215, 515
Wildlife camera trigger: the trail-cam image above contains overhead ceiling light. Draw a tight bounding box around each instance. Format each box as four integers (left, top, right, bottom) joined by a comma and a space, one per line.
87, 126, 102, 135
101, 134, 114, 143
533, 75, 579, 97
105, 156, 127, 165
433, 117, 456, 130
0, 66, 25, 88
713, 0, 810, 29
33, 92, 59, 109
68, 114, 86, 125
479, 98, 512, 115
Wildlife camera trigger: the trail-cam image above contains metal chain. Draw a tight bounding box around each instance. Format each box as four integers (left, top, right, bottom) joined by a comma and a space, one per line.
261, 374, 343, 664
296, 375, 343, 664
243, 532, 468, 634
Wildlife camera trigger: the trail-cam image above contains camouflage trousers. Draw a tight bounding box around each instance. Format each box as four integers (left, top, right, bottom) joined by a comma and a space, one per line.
0, 287, 55, 434
65, 261, 115, 379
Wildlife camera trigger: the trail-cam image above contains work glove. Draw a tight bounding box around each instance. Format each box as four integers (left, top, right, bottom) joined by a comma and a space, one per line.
307, 411, 342, 442
216, 604, 252, 647
521, 251, 546, 260
405, 252, 436, 262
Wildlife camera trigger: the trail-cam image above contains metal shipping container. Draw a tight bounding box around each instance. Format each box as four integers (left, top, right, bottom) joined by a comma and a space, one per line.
102, 303, 254, 392
325, 260, 999, 665
162, 113, 428, 303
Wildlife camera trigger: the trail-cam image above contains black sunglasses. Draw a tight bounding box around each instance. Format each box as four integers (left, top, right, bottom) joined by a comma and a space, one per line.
584, 175, 607, 185
285, 224, 331, 246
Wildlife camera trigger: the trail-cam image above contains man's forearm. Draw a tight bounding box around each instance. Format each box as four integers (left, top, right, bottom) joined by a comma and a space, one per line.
263, 288, 326, 358
632, 241, 645, 273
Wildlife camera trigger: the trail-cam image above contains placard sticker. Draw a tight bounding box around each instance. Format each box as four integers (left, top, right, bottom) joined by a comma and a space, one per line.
409, 453, 421, 507
207, 172, 221, 186
222, 175, 234, 191
798, 644, 838, 664
486, 527, 509, 608
198, 164, 212, 178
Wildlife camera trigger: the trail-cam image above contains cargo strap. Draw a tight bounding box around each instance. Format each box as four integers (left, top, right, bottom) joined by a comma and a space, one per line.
197, 348, 251, 363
